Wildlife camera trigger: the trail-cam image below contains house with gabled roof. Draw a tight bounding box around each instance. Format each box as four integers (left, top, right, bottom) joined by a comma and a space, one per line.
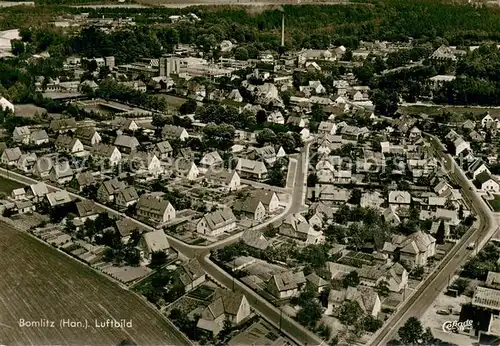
267, 110, 285, 124
475, 171, 500, 193
49, 162, 74, 185
115, 218, 138, 244
75, 200, 100, 223
90, 143, 122, 166
204, 169, 240, 191
326, 286, 381, 317
154, 141, 173, 160
1, 147, 22, 166
177, 159, 199, 181
27, 182, 49, 202
197, 289, 251, 336
30, 130, 49, 146
306, 273, 329, 293
252, 145, 277, 165
388, 190, 411, 209
138, 229, 169, 264
74, 171, 96, 192
75, 127, 101, 146
383, 230, 436, 268
267, 270, 306, 299
162, 125, 189, 141
200, 151, 223, 172
241, 229, 270, 250
50, 118, 77, 133
114, 135, 139, 153
55, 135, 84, 154
318, 121, 337, 135
197, 208, 237, 237
115, 186, 139, 208
176, 259, 206, 292
13, 126, 31, 144
235, 158, 267, 181
386, 262, 408, 292
279, 213, 324, 244
136, 195, 175, 223
16, 153, 37, 173
97, 178, 126, 203
233, 197, 266, 221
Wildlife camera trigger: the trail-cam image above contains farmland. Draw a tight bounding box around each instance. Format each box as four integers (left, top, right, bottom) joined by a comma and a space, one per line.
0, 222, 190, 345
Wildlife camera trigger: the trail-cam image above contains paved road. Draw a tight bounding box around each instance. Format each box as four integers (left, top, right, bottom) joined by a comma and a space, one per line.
369, 134, 497, 346
0, 143, 321, 345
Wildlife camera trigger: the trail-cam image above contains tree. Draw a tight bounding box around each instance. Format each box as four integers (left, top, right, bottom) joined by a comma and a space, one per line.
451, 277, 469, 295
371, 89, 399, 117
179, 99, 197, 115
256, 109, 267, 124
363, 315, 383, 332
234, 47, 249, 61
11, 40, 25, 56
202, 123, 235, 151
296, 300, 323, 329
150, 251, 168, 268
338, 300, 363, 325
348, 189, 362, 205
342, 271, 360, 288
256, 128, 277, 146
398, 317, 424, 344
376, 280, 390, 297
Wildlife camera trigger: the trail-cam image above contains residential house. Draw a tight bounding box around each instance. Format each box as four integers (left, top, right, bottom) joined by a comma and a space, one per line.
136, 195, 176, 223
318, 121, 337, 135
233, 197, 266, 221
326, 286, 381, 317
13, 126, 31, 144
241, 229, 270, 250
252, 146, 277, 165
90, 144, 122, 166
308, 202, 335, 229
200, 151, 223, 172
267, 270, 306, 299
97, 178, 126, 203
197, 290, 251, 336
46, 190, 72, 207
0, 96, 14, 113
176, 259, 206, 292
121, 119, 139, 132
475, 171, 500, 193
267, 111, 285, 124
388, 191, 411, 210
75, 127, 101, 146
154, 141, 173, 160
75, 200, 100, 223
197, 208, 237, 237
138, 230, 169, 263
115, 186, 139, 208
178, 160, 199, 181
74, 171, 96, 192
1, 147, 22, 166
30, 130, 49, 145
49, 162, 74, 185
236, 158, 268, 181
306, 273, 329, 293
131, 152, 162, 175
286, 116, 308, 128
386, 262, 409, 292
13, 200, 35, 214
11, 188, 26, 200
55, 135, 84, 154
279, 213, 324, 244
253, 190, 280, 213
16, 153, 37, 173
204, 169, 241, 191
383, 231, 436, 268
115, 218, 138, 244
162, 125, 189, 141
316, 186, 350, 204
27, 182, 49, 202
49, 118, 77, 133
114, 135, 139, 153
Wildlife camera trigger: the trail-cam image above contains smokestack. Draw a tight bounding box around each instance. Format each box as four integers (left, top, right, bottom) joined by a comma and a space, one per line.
281, 12, 285, 47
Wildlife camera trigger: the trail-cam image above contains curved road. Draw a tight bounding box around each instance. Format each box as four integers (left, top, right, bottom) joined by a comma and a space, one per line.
369, 134, 497, 346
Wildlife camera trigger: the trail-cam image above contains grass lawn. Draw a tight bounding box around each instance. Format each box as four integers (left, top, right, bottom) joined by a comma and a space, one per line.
0, 175, 25, 194
0, 222, 189, 345
399, 105, 500, 119
488, 194, 500, 212
156, 93, 188, 109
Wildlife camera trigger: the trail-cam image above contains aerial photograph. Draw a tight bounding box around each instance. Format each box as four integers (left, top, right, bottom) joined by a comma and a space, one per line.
1, 0, 500, 345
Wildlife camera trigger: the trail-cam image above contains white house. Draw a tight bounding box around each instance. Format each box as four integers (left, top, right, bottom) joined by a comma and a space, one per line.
197, 208, 237, 237
0, 97, 14, 113
1, 147, 22, 166
13, 126, 31, 144
138, 230, 169, 264
475, 171, 500, 193
136, 195, 176, 223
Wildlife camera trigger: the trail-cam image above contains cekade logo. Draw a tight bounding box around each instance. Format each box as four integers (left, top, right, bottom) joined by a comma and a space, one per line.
442, 319, 472, 333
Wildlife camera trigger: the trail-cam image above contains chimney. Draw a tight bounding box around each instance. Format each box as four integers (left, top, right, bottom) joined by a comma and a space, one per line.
281, 12, 285, 47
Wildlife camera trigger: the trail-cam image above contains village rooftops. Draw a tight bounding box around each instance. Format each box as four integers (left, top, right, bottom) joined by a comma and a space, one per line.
202, 208, 236, 231
472, 286, 500, 311
141, 229, 169, 252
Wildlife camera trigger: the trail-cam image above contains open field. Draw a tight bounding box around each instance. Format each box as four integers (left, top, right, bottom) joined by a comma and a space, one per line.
0, 222, 189, 345
0, 176, 25, 194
